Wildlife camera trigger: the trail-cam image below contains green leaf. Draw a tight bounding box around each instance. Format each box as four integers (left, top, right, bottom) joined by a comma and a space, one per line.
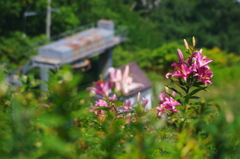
193, 81, 205, 87
184, 87, 207, 104
189, 87, 207, 97
173, 79, 187, 92
164, 92, 183, 105
180, 86, 187, 92
111, 100, 123, 108
165, 92, 177, 99
165, 85, 182, 96
163, 108, 172, 114
117, 110, 134, 115
184, 95, 190, 105
95, 106, 111, 111
190, 96, 200, 99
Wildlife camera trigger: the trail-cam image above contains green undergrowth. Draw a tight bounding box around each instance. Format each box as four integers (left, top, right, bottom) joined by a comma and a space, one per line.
0, 65, 240, 158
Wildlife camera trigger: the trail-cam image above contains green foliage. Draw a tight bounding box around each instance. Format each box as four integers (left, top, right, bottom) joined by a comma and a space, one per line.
0, 65, 239, 158
203, 47, 240, 84
203, 47, 240, 67
152, 0, 240, 53
114, 42, 185, 74
2, 0, 240, 74
0, 32, 46, 70
0, 0, 25, 36
51, 6, 80, 35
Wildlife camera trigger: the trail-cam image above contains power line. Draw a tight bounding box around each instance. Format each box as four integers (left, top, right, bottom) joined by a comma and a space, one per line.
22, 0, 59, 37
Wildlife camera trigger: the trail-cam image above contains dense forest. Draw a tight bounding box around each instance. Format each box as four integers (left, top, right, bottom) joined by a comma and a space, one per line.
1, 0, 240, 70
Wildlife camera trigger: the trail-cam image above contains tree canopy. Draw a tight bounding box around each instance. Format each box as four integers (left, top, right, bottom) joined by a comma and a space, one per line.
1, 0, 240, 69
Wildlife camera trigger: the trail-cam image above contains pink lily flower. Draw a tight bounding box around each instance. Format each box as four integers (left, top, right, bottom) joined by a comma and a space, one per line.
108, 65, 143, 95
166, 63, 193, 81
108, 67, 122, 91
117, 100, 134, 124
122, 76, 144, 95
166, 49, 194, 81
90, 99, 109, 115
156, 105, 165, 117
169, 49, 185, 70
194, 66, 213, 86
192, 49, 213, 68
86, 80, 111, 97
159, 92, 167, 101
120, 100, 132, 112
156, 99, 180, 117
157, 90, 180, 117
108, 94, 117, 101
142, 97, 149, 106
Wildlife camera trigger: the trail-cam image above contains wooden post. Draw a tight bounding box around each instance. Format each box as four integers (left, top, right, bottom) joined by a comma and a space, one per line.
40, 0, 51, 94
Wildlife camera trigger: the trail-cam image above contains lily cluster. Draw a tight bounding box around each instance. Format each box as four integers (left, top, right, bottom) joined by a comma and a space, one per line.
88, 37, 214, 120
157, 38, 213, 117
156, 88, 180, 117
166, 49, 213, 86
90, 94, 148, 123
87, 65, 143, 98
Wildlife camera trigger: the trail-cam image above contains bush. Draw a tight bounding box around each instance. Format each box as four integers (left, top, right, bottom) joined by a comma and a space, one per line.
0, 32, 46, 70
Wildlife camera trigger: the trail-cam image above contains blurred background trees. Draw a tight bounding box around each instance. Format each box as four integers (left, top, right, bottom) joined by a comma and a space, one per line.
1, 0, 240, 70
0, 0, 237, 114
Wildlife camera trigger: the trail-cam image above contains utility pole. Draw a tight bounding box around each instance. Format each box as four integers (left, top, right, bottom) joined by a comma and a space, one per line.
46, 0, 51, 39
41, 0, 51, 93
23, 0, 59, 37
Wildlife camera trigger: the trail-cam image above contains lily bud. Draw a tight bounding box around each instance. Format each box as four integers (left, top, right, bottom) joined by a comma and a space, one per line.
183, 39, 189, 50
123, 65, 129, 80
177, 49, 184, 62
137, 92, 141, 102
164, 86, 169, 93
226, 110, 234, 123
192, 36, 196, 47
